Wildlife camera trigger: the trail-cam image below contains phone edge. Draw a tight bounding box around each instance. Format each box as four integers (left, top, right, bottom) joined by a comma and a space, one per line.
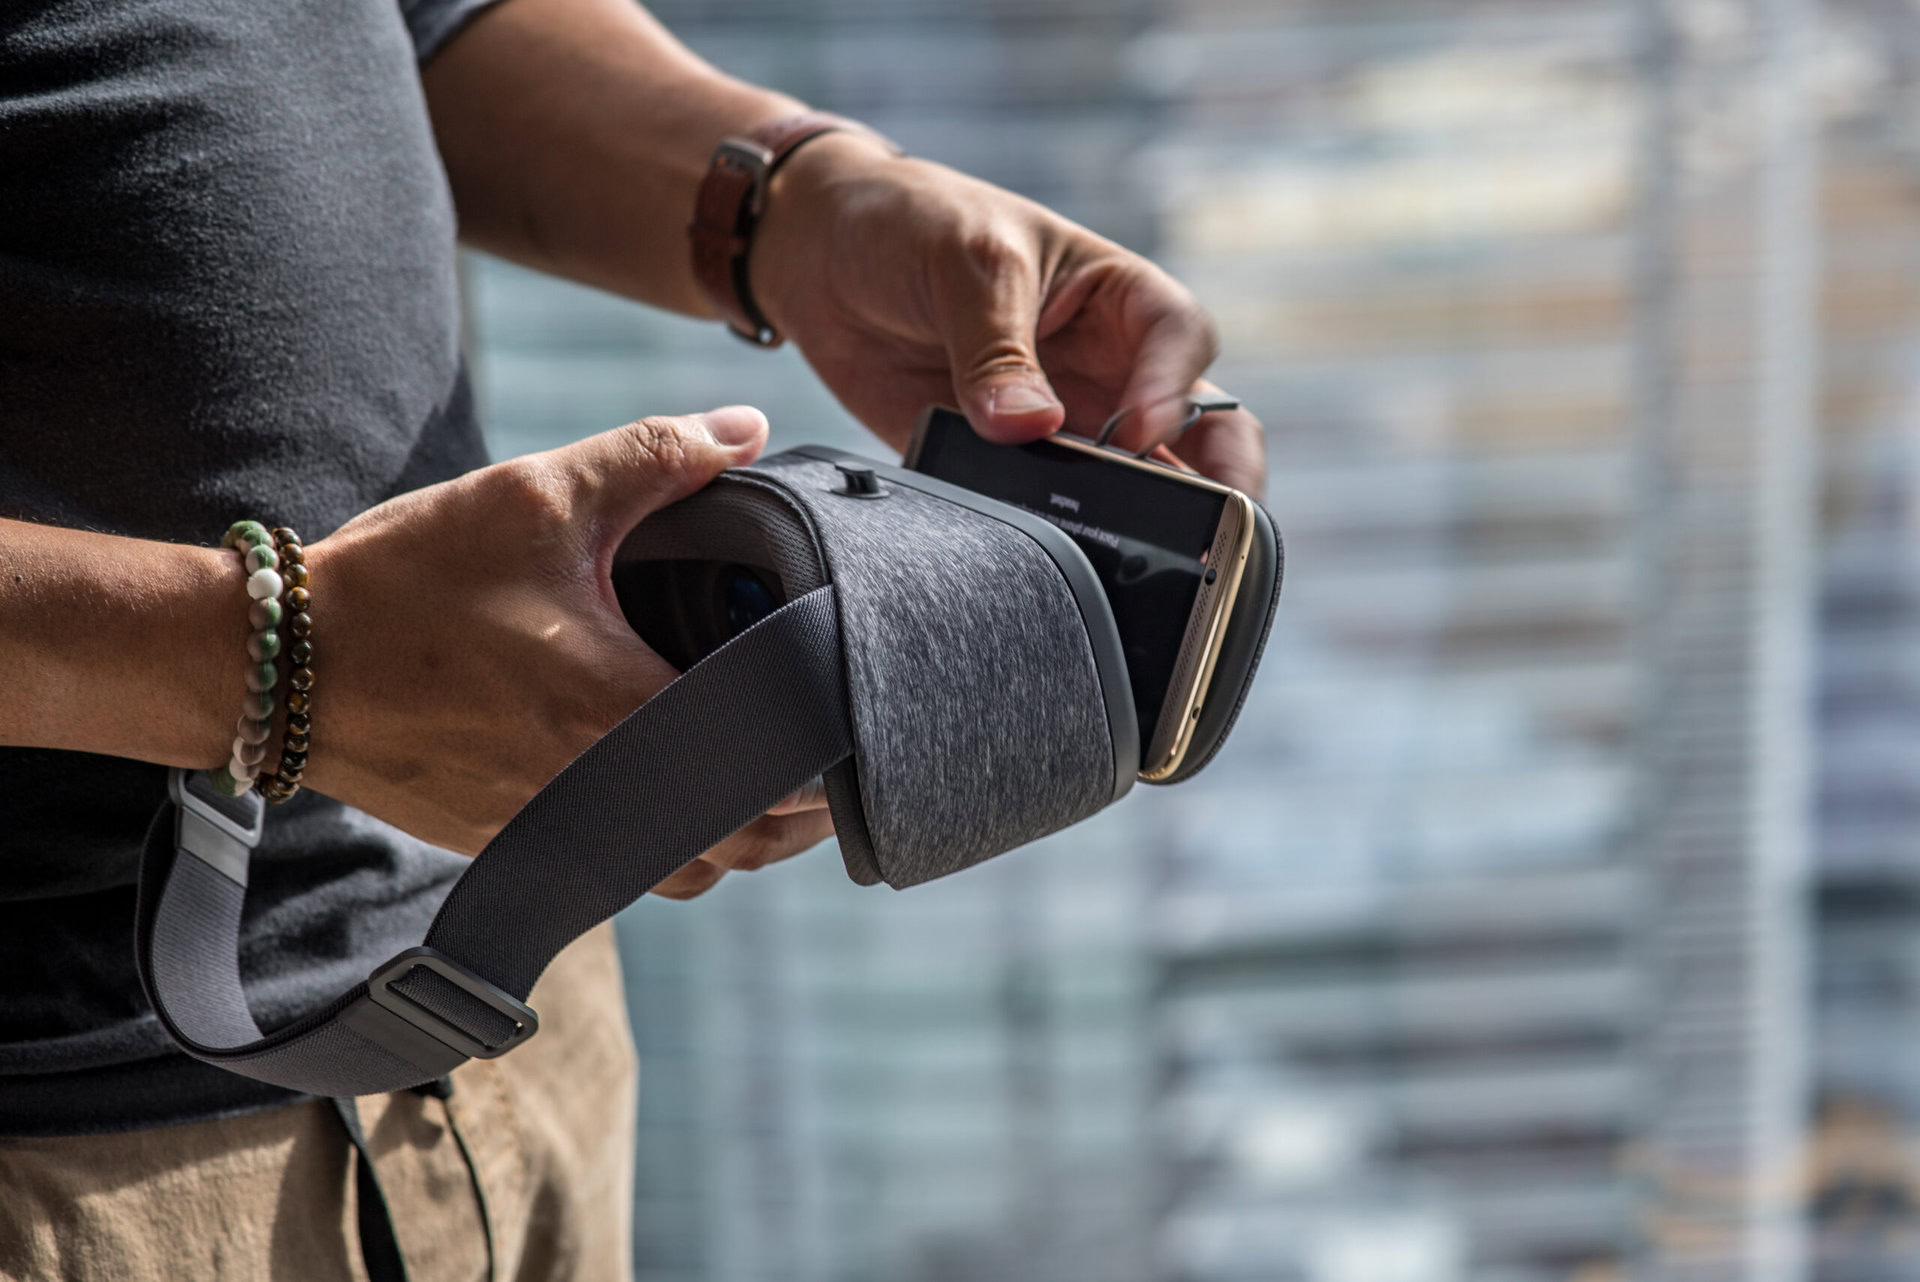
1141, 491, 1255, 780
905, 406, 1255, 782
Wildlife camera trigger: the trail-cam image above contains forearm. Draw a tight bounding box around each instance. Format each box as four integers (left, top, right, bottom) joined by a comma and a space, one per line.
421, 0, 801, 315
417, 0, 1267, 490
0, 519, 234, 768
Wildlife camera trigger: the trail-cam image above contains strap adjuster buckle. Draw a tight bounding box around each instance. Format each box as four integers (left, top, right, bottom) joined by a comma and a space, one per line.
366, 947, 539, 1061
168, 766, 263, 887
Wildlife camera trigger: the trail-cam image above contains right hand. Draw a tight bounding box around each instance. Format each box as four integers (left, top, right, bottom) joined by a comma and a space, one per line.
297, 406, 834, 883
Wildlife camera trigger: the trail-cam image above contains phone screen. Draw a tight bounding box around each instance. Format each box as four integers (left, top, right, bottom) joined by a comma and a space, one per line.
909, 408, 1228, 754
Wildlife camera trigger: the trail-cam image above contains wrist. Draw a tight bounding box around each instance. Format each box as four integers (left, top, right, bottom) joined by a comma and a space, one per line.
0, 522, 238, 768
170, 544, 249, 770
688, 112, 903, 344
133, 541, 242, 771
749, 130, 902, 339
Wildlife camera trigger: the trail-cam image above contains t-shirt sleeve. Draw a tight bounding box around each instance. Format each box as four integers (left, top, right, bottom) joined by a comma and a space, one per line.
398, 0, 507, 62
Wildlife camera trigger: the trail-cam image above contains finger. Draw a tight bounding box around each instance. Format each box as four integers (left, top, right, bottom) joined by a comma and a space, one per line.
1102, 274, 1219, 456
934, 233, 1067, 443
701, 808, 837, 874
1169, 380, 1268, 497
1141, 442, 1194, 472
564, 406, 770, 530
768, 774, 828, 815
649, 858, 728, 901
645, 807, 838, 900
1173, 410, 1267, 498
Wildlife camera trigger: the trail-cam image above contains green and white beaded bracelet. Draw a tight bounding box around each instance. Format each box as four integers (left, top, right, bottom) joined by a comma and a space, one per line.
209, 519, 286, 798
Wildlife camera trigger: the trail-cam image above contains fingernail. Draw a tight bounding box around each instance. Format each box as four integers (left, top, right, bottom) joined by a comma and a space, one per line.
704, 405, 768, 447
988, 382, 1061, 418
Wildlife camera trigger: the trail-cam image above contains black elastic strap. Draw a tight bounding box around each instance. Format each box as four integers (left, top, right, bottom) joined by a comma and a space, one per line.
332, 1096, 409, 1282
135, 586, 851, 1098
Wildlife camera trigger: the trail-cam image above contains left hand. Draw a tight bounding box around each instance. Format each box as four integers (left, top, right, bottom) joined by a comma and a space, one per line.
750, 135, 1267, 496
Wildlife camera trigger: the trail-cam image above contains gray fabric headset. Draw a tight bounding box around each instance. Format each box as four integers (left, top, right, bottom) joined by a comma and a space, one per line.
137, 447, 1261, 1097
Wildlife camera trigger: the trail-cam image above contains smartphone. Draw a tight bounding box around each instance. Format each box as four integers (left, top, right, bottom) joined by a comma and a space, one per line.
906, 405, 1273, 782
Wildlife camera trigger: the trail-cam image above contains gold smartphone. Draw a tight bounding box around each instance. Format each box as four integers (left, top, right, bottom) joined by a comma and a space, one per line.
905, 406, 1256, 781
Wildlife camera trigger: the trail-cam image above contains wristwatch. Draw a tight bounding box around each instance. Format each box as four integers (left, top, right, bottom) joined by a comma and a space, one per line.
687, 111, 900, 347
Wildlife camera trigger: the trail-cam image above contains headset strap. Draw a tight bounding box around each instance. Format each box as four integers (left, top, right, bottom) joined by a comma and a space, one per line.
136, 586, 852, 1098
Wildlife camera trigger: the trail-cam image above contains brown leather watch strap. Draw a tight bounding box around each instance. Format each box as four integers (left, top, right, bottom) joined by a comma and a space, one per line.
688, 111, 900, 347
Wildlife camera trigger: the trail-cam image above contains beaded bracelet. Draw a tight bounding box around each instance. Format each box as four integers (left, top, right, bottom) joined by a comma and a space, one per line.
259, 526, 311, 805
210, 520, 285, 798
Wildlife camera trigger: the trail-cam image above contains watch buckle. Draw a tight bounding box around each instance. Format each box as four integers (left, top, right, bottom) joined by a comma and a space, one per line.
713, 139, 775, 218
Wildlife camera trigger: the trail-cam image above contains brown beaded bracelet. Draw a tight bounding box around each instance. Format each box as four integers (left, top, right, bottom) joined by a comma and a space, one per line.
260, 526, 311, 804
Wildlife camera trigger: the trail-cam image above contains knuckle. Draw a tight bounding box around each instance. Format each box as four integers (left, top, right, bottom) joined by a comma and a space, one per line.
482, 458, 574, 535
617, 416, 692, 478
1152, 276, 1219, 361
708, 812, 831, 874
721, 827, 779, 872
970, 341, 1038, 382
1191, 306, 1222, 366
958, 225, 1034, 289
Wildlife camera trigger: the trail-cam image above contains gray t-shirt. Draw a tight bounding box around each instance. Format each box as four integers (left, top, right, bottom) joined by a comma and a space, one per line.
0, 0, 499, 1132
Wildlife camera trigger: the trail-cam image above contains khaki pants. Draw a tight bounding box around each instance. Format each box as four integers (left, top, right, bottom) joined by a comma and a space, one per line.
0, 925, 637, 1282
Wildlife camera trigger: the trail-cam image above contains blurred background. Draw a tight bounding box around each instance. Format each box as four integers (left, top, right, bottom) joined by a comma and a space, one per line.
463, 0, 1920, 1278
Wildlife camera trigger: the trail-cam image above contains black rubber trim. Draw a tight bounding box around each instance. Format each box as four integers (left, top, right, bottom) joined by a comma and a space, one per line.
792, 444, 1140, 802
1156, 498, 1283, 785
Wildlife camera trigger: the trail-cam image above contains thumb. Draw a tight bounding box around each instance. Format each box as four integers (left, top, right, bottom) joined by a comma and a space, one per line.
944, 265, 1065, 443
569, 405, 769, 528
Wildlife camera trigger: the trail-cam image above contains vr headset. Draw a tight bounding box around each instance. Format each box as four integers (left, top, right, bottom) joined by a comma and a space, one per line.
138, 442, 1282, 1096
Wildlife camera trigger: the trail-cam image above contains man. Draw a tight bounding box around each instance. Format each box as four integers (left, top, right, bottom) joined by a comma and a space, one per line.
0, 0, 1266, 1275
